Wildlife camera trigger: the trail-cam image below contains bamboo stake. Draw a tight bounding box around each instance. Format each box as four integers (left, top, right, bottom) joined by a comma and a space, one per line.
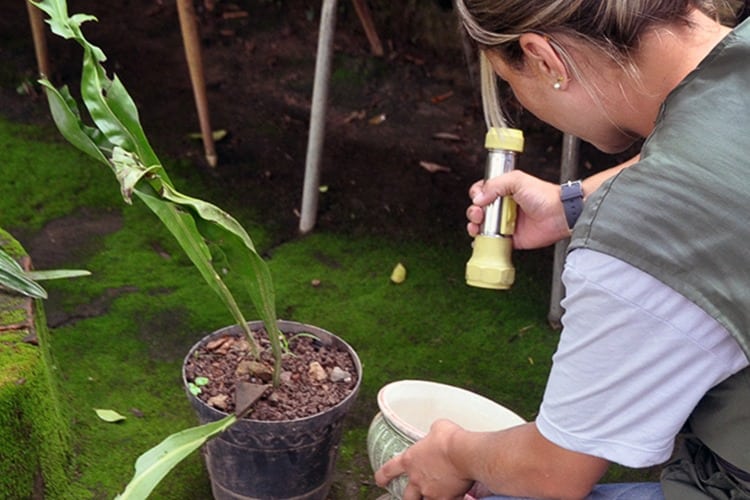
26, 0, 50, 77
176, 0, 217, 167
352, 0, 383, 56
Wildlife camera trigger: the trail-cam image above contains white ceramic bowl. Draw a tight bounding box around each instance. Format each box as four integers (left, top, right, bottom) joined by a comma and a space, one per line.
367, 380, 525, 499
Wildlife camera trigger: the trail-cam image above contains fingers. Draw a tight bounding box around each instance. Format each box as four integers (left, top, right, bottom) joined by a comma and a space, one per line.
374, 454, 405, 489
470, 170, 522, 207
401, 482, 422, 500
468, 180, 485, 202
466, 205, 484, 225
466, 481, 493, 498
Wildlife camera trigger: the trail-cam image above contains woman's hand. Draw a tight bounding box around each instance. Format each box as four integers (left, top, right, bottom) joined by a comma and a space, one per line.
466, 170, 570, 249
375, 419, 473, 500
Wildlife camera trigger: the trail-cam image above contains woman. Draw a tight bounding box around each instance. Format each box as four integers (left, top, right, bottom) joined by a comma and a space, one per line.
375, 1, 750, 499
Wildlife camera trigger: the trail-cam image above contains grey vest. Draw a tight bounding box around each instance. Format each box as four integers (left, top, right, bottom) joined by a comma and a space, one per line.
569, 19, 750, 499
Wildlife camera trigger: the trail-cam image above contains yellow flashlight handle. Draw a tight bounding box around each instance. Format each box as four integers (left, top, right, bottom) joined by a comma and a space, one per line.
499, 196, 517, 236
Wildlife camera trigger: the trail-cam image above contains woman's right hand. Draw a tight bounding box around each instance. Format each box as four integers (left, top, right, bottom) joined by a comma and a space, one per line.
466, 170, 571, 249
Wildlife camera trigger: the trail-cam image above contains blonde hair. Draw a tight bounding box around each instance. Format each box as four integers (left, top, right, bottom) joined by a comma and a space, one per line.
456, 0, 744, 128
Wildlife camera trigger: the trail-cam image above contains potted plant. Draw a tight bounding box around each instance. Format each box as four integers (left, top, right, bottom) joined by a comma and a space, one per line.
30, 1, 362, 498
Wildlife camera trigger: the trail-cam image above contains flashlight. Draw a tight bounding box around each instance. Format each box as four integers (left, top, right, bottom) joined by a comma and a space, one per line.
465, 127, 524, 290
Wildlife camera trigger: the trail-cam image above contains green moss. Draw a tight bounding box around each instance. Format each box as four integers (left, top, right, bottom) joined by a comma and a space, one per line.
0, 230, 77, 499
0, 323, 75, 498
0, 303, 27, 327
0, 119, 120, 232
0, 228, 26, 259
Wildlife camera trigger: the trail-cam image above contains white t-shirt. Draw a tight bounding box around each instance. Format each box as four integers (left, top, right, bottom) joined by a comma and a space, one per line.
536, 248, 749, 468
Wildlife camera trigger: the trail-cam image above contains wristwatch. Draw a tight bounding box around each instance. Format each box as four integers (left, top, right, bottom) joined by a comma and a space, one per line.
561, 180, 584, 229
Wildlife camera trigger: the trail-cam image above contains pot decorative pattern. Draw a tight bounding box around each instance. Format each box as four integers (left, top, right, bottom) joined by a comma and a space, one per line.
367, 411, 412, 498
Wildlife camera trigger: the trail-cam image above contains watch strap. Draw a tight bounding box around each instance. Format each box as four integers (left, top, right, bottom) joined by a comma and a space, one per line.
561, 180, 584, 229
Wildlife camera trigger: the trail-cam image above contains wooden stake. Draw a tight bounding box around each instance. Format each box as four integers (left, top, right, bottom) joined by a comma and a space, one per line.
352, 0, 384, 56
176, 0, 218, 167
26, 0, 50, 77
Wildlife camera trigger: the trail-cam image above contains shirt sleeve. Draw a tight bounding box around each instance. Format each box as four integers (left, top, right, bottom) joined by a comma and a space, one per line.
536, 248, 749, 468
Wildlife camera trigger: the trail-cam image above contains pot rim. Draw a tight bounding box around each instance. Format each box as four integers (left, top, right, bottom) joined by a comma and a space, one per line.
376, 379, 525, 442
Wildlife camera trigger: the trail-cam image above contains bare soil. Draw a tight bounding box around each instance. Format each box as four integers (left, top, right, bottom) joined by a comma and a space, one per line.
185, 328, 358, 420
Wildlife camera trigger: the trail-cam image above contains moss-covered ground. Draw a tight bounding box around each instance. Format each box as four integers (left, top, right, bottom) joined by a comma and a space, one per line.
0, 111, 653, 498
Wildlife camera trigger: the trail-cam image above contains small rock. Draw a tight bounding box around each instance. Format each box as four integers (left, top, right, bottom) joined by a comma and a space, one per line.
311, 278, 321, 287
22, 333, 38, 345
207, 394, 229, 411
235, 360, 273, 382
330, 366, 352, 383
280, 371, 293, 384
205, 336, 233, 353
308, 361, 327, 381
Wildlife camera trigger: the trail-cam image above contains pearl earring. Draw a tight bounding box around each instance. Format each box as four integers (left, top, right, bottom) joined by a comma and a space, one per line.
553, 77, 563, 90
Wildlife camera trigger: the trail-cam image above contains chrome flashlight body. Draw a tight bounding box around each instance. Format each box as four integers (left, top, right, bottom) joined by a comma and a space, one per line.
465, 128, 524, 290
480, 148, 518, 238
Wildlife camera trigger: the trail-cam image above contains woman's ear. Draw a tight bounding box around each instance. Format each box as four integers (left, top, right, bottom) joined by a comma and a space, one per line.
518, 33, 569, 89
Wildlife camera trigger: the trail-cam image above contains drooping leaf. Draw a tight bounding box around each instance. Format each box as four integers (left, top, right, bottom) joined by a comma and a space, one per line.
110, 146, 161, 203
115, 415, 236, 500
38, 80, 111, 167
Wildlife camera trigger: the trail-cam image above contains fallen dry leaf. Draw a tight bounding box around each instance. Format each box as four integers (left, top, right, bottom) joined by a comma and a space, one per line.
95, 408, 126, 423
187, 129, 228, 141
223, 10, 249, 20
419, 161, 452, 173
343, 110, 366, 123
432, 132, 462, 142
235, 382, 270, 414
390, 262, 407, 284
368, 113, 387, 125
430, 91, 454, 104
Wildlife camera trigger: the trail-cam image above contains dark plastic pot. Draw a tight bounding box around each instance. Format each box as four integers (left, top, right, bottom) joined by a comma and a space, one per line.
183, 320, 362, 500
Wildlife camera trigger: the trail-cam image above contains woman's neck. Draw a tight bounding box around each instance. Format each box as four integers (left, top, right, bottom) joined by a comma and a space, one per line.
618, 9, 732, 137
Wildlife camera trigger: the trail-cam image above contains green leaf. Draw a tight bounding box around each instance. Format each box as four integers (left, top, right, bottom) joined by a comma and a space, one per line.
38, 79, 111, 167
194, 377, 209, 386
115, 415, 237, 500
30, 1, 98, 48
32, 2, 287, 494
26, 269, 91, 281
0, 249, 47, 298
95, 408, 126, 423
